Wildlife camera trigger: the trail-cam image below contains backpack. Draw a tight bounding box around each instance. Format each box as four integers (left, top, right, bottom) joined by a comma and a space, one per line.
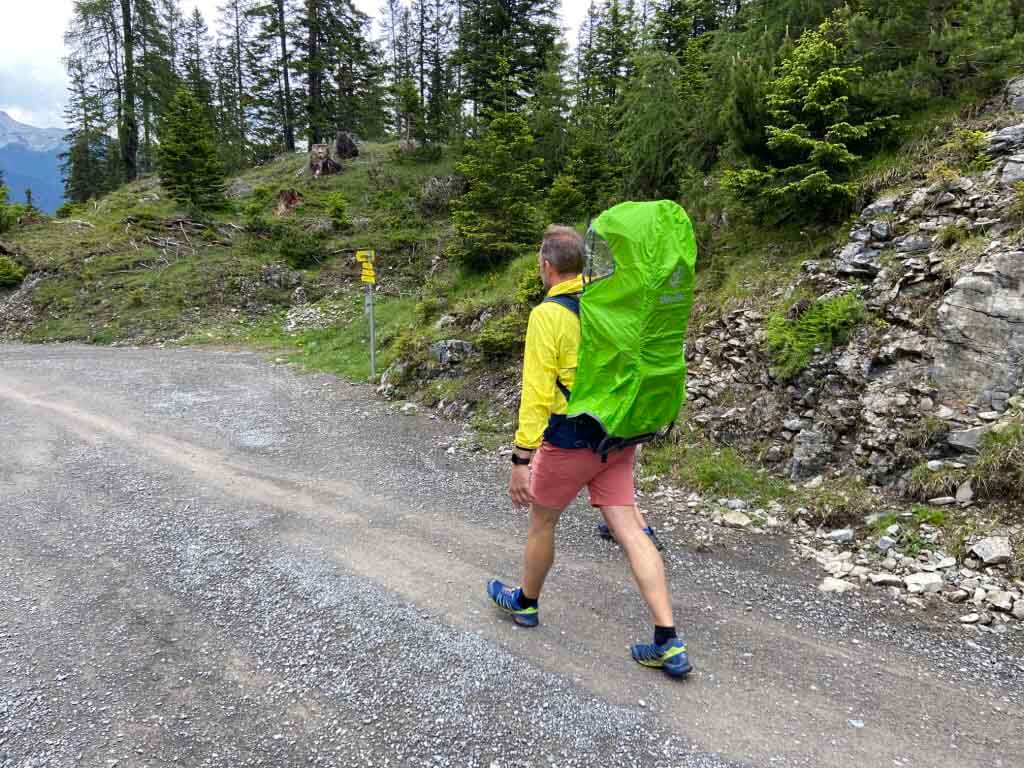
543, 200, 697, 456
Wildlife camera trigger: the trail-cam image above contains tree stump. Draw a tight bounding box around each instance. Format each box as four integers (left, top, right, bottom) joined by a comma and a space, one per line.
335, 131, 359, 160
275, 188, 303, 216
309, 144, 341, 177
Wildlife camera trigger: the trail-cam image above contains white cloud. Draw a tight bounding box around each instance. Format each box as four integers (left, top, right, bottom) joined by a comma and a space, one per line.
0, 0, 594, 129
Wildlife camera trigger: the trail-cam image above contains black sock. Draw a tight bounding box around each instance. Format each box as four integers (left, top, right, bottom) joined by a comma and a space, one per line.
654, 625, 677, 645
518, 592, 538, 609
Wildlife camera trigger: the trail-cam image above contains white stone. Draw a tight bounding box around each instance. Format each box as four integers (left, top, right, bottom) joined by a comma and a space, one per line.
926, 460, 945, 471
928, 496, 956, 507
885, 524, 901, 537
869, 573, 903, 587
970, 537, 1012, 565
904, 572, 944, 594
1013, 601, 1024, 621
877, 536, 897, 553
960, 613, 981, 624
721, 510, 752, 529
819, 577, 857, 594
986, 591, 1015, 612
936, 557, 957, 570
948, 590, 970, 603
955, 481, 974, 505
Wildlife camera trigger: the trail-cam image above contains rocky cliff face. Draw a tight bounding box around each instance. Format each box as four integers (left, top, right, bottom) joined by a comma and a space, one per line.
686, 78, 1024, 495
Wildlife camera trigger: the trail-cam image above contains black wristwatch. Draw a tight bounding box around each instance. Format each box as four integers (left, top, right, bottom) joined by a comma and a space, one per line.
511, 453, 532, 466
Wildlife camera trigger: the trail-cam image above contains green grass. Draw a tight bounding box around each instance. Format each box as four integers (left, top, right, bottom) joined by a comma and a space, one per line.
764, 291, 866, 380
4, 143, 456, 347
639, 428, 790, 504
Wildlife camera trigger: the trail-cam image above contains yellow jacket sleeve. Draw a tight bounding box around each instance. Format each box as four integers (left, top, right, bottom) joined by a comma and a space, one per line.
514, 306, 559, 449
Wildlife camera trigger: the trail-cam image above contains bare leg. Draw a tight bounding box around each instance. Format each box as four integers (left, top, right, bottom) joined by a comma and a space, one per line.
601, 504, 674, 626
522, 503, 562, 599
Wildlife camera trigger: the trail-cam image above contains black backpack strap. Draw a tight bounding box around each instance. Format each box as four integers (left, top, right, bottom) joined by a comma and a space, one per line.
541, 293, 580, 400
542, 293, 580, 316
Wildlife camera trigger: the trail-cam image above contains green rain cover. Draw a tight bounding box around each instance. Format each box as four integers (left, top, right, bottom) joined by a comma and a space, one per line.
567, 200, 697, 440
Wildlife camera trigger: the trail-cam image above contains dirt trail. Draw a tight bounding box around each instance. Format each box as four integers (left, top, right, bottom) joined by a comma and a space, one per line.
1, 344, 1020, 767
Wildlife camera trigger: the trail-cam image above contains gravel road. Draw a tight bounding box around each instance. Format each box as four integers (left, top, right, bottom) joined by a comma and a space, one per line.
1, 344, 1021, 768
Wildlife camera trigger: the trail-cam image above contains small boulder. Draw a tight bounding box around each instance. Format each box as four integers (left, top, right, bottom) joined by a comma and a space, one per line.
829, 528, 855, 544
721, 510, 752, 529
819, 577, 857, 594
969, 537, 1012, 566
904, 572, 944, 594
877, 536, 897, 553
869, 573, 903, 587
986, 591, 1014, 612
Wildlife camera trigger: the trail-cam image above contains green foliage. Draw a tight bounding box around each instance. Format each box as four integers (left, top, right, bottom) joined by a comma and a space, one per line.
943, 128, 991, 173
974, 423, 1024, 504
476, 312, 529, 359
722, 16, 897, 222
908, 462, 967, 501
616, 51, 689, 199
0, 256, 26, 288
157, 88, 227, 212
279, 234, 325, 270
0, 184, 18, 234
640, 429, 790, 504
325, 192, 352, 231
765, 291, 866, 379
451, 111, 544, 271
937, 224, 969, 249
545, 173, 587, 225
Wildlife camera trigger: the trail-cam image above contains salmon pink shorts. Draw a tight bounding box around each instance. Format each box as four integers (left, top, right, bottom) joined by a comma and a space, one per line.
529, 442, 637, 510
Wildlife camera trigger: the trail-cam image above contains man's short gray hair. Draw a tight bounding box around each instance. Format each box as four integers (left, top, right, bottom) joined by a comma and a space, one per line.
540, 225, 585, 275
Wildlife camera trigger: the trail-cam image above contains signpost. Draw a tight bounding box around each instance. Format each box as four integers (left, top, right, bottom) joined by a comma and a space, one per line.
355, 250, 376, 379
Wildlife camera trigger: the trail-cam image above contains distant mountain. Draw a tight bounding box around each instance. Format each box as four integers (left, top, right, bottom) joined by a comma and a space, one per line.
0, 111, 65, 214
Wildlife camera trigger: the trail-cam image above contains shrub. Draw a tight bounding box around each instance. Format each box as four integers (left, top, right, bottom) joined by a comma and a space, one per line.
279, 234, 324, 270
943, 129, 990, 173
765, 291, 865, 380
325, 192, 352, 231
908, 462, 967, 501
0, 255, 26, 288
973, 423, 1024, 503
937, 224, 969, 249
476, 312, 528, 359
1009, 182, 1024, 223
55, 201, 82, 219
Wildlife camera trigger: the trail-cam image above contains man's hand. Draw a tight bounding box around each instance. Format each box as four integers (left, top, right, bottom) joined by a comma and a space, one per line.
509, 465, 533, 508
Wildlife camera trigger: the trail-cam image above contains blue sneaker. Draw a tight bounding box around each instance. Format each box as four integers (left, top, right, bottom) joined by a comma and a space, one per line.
487, 579, 539, 627
596, 523, 665, 551
631, 638, 692, 678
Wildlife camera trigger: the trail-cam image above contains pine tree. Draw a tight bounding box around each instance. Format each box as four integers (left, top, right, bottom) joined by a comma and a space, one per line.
183, 8, 214, 108
61, 56, 119, 203
527, 46, 571, 183
452, 62, 544, 270
246, 0, 297, 152
157, 87, 227, 211
457, 0, 560, 116
721, 15, 897, 222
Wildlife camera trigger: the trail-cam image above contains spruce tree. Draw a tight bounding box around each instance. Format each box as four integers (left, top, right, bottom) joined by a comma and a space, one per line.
157, 87, 227, 212
452, 63, 544, 270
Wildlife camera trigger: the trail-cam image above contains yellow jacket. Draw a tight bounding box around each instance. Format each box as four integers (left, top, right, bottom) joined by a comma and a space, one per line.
514, 274, 584, 450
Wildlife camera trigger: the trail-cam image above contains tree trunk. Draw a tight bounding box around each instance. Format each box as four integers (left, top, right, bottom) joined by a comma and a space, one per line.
277, 0, 296, 151
120, 0, 138, 181
307, 0, 321, 146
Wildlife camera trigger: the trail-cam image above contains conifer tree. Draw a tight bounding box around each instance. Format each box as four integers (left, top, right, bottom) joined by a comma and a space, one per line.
452, 63, 544, 270
157, 87, 227, 211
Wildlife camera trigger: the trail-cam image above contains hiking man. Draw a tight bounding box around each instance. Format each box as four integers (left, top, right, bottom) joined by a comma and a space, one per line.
486, 224, 692, 678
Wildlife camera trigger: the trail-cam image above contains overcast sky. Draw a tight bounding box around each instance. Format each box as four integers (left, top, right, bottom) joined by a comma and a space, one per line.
0, 0, 591, 130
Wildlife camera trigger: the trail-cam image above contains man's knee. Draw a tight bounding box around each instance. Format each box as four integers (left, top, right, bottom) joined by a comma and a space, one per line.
528, 503, 561, 531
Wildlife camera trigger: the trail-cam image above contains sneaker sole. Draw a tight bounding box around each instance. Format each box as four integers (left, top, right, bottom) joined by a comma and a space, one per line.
487, 591, 539, 628
636, 658, 693, 677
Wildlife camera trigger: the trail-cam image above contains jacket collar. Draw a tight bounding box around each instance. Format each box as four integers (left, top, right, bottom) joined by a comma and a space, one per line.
546, 274, 584, 298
